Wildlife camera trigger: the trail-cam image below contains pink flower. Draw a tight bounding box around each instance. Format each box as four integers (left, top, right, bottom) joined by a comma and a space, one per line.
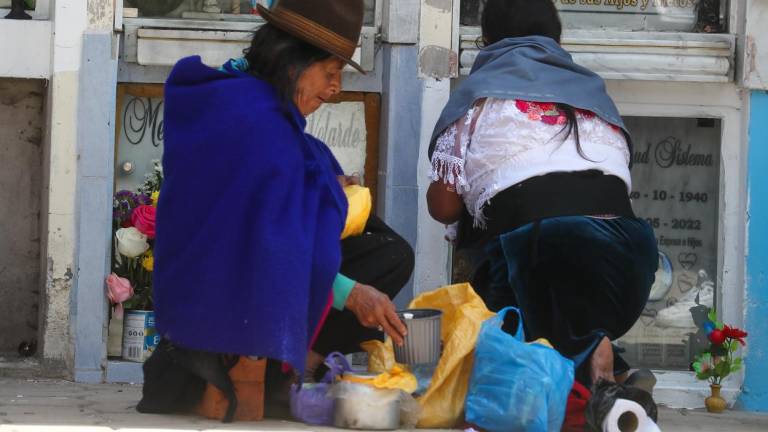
106, 273, 134, 319
131, 205, 156, 239
527, 110, 542, 121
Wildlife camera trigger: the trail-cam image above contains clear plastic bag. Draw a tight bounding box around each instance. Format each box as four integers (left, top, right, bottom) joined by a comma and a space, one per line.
329, 381, 421, 430
465, 307, 575, 432
338, 365, 418, 393
289, 352, 350, 426
360, 338, 396, 373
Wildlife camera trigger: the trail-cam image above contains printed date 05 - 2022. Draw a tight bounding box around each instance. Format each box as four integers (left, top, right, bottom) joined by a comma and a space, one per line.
644, 218, 702, 231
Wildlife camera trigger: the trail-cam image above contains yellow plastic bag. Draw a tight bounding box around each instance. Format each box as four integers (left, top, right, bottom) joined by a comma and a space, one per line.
341, 185, 371, 239
339, 364, 418, 394
410, 283, 494, 429
361, 339, 396, 373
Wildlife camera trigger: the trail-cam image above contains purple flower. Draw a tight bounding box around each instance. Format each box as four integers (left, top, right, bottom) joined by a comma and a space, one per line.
136, 193, 152, 206
113, 190, 153, 227
114, 190, 136, 202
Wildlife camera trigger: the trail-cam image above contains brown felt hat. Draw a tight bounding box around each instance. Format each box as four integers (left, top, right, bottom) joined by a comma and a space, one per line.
257, 0, 365, 73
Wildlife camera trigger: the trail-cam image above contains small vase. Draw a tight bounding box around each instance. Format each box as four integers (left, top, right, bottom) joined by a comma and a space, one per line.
705, 384, 727, 413
107, 316, 124, 357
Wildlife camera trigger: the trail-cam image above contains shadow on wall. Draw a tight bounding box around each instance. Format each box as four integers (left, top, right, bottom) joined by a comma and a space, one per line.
0, 78, 44, 357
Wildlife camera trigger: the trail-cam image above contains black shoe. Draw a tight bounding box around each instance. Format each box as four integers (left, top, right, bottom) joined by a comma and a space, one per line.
263, 359, 295, 420
625, 368, 657, 395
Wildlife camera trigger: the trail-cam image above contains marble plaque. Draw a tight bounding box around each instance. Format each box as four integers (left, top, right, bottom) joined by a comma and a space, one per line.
619, 116, 721, 369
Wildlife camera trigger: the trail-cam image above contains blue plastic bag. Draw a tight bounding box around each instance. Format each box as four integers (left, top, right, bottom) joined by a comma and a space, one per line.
289, 352, 351, 426
466, 307, 575, 432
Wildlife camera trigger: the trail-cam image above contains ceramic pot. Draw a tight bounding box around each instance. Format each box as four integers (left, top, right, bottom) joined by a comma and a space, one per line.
705, 384, 727, 413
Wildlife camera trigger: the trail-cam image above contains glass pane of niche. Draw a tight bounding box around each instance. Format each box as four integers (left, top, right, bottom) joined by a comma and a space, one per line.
460, 0, 729, 33
0, 0, 35, 10
616, 116, 721, 370
115, 87, 371, 193
125, 0, 377, 26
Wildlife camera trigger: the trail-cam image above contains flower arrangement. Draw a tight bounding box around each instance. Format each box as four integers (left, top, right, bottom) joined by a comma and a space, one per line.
692, 309, 747, 386
106, 161, 163, 316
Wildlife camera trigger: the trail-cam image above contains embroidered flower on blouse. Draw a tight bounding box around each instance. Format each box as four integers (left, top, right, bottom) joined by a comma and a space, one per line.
515, 99, 617, 128
516, 100, 565, 125
579, 110, 595, 120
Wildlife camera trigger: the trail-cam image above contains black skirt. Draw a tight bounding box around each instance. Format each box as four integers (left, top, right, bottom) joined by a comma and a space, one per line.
483, 215, 658, 385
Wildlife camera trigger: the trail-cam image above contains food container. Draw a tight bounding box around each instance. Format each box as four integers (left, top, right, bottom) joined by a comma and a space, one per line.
332, 380, 401, 430
394, 308, 442, 366
121, 310, 159, 362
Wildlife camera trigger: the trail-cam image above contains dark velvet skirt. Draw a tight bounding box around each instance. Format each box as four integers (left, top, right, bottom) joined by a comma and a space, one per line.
482, 216, 658, 385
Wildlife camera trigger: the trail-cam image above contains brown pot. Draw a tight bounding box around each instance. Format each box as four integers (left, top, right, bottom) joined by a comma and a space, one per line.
705, 384, 728, 413
196, 356, 266, 422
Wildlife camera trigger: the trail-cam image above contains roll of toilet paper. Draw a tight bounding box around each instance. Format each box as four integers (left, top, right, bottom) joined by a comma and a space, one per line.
601, 398, 661, 432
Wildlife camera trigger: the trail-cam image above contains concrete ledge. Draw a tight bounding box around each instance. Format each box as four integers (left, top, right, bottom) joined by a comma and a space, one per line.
73, 369, 103, 384
0, 357, 43, 379
105, 360, 143, 384
1, 378, 768, 431
0, 19, 52, 79
459, 28, 735, 82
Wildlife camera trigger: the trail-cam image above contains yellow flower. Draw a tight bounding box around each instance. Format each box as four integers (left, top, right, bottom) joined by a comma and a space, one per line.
142, 251, 154, 272
151, 191, 160, 207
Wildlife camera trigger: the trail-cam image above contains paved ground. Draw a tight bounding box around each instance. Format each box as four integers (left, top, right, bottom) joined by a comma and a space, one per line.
1, 379, 767, 431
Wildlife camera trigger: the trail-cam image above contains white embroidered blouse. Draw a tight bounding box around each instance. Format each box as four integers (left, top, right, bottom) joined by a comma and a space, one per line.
430, 98, 632, 226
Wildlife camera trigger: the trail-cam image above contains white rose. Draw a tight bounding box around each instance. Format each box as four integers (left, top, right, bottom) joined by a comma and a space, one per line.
116, 227, 149, 258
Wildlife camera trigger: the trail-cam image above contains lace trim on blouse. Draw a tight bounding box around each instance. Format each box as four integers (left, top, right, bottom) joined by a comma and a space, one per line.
430, 107, 475, 194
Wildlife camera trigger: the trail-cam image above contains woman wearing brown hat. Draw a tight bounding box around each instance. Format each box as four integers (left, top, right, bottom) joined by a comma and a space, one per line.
140, 0, 414, 419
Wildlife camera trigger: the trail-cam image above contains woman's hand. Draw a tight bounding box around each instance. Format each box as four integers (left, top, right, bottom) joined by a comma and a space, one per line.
345, 283, 407, 346
427, 181, 464, 224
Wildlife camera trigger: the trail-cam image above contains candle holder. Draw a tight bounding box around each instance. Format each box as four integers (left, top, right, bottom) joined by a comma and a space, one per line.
5, 0, 32, 20
202, 0, 221, 14
694, 0, 723, 33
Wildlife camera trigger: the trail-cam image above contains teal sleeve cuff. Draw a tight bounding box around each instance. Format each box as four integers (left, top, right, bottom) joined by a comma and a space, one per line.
332, 273, 356, 311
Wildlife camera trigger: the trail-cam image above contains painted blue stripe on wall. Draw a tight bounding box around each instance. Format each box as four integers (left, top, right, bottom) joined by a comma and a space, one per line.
741, 90, 768, 411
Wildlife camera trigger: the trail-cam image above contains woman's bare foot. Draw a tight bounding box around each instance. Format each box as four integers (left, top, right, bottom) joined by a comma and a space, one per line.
590, 336, 615, 384
615, 371, 629, 384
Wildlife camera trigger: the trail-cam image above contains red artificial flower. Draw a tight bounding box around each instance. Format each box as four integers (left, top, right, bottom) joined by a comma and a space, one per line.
708, 329, 726, 345
131, 205, 157, 239
723, 325, 748, 345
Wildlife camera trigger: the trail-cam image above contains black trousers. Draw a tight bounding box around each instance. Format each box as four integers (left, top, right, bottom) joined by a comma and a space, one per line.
311, 215, 415, 355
